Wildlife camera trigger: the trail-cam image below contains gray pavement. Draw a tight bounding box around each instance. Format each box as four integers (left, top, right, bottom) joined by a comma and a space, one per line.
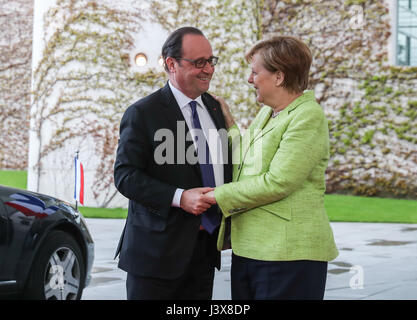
82, 218, 417, 300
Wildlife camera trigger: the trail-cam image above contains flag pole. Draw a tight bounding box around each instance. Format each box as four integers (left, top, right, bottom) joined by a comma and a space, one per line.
75, 150, 79, 211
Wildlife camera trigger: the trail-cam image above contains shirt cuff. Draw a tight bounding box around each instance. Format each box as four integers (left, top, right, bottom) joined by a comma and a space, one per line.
172, 188, 184, 207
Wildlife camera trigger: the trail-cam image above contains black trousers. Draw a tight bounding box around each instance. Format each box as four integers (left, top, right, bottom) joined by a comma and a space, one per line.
231, 253, 328, 300
126, 231, 216, 300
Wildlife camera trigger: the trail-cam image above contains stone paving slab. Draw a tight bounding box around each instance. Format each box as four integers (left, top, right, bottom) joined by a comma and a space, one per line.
82, 219, 417, 300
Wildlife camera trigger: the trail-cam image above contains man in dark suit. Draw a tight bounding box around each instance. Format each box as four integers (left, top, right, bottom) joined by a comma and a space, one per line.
113, 27, 232, 300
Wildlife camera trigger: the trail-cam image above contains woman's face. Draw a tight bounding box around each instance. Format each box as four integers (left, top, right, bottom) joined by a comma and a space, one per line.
248, 52, 282, 106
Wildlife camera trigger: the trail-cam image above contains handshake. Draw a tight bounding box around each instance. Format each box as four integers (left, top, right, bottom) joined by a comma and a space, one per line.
180, 188, 217, 215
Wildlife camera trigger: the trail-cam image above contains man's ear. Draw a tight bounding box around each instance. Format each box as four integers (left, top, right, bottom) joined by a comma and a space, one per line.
275, 71, 284, 87
166, 57, 176, 73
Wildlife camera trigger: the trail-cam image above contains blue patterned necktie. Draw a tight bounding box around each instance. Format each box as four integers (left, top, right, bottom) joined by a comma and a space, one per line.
189, 101, 221, 234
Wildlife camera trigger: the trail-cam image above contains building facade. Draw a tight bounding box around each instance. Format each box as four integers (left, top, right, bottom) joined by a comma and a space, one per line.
1, 0, 415, 206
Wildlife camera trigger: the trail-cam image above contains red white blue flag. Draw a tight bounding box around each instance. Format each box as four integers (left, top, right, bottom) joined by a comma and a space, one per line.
74, 157, 84, 205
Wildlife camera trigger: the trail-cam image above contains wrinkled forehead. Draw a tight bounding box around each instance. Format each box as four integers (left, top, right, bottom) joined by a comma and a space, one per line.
181, 34, 213, 59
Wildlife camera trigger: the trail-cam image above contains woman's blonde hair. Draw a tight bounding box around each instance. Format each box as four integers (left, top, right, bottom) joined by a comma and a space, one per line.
245, 36, 312, 93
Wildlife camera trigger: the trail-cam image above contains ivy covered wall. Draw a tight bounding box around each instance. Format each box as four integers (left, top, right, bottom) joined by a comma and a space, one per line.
29, 0, 166, 206
258, 0, 416, 198
326, 68, 417, 197
26, 0, 417, 205
0, 0, 33, 170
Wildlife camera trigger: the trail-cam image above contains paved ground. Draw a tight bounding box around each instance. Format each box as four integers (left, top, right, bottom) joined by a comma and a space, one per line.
82, 218, 417, 300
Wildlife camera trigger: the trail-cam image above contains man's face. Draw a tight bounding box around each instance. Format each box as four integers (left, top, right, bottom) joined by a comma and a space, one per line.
168, 34, 215, 99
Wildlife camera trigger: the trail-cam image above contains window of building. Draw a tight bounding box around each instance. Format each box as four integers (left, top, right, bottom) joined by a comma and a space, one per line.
397, 0, 417, 66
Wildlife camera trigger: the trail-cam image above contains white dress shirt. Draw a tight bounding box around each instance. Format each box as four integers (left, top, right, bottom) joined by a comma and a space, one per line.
168, 81, 225, 207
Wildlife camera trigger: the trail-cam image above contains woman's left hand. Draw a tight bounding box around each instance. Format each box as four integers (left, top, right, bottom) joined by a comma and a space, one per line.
203, 190, 217, 204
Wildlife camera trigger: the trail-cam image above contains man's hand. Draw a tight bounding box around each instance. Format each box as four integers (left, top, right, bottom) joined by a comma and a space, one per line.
180, 187, 216, 215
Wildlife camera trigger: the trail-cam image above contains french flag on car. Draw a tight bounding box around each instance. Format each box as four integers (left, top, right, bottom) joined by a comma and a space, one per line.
74, 156, 84, 206
5, 193, 59, 218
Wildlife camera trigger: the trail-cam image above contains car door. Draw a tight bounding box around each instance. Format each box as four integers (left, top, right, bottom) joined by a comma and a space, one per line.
0, 199, 8, 273
0, 189, 35, 281
0, 189, 30, 294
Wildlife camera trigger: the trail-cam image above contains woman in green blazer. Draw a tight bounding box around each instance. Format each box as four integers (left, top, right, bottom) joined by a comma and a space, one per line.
206, 36, 338, 299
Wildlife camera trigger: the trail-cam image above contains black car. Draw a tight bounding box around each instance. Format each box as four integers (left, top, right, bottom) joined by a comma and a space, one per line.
0, 185, 94, 300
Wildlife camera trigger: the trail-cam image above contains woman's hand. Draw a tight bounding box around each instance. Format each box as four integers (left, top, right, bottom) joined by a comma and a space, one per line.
181, 187, 216, 215
213, 95, 235, 129
203, 190, 217, 204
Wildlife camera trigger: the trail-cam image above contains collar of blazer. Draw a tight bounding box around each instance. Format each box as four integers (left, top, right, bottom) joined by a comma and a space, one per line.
237, 90, 317, 180
160, 82, 224, 131
247, 90, 317, 146
282, 90, 316, 115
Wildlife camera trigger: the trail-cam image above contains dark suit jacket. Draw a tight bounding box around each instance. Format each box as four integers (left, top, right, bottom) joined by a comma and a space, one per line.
114, 83, 232, 279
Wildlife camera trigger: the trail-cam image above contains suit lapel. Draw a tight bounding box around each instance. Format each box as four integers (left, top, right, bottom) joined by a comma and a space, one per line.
160, 83, 188, 131
202, 94, 223, 130
161, 83, 202, 179
236, 107, 274, 180
160, 84, 232, 183
249, 108, 273, 145
236, 92, 315, 179
160, 83, 201, 178
202, 93, 232, 184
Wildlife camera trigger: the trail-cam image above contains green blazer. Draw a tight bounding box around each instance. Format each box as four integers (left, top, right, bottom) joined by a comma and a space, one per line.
214, 91, 338, 261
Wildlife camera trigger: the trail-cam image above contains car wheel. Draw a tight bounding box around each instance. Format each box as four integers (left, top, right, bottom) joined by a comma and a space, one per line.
24, 230, 85, 300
